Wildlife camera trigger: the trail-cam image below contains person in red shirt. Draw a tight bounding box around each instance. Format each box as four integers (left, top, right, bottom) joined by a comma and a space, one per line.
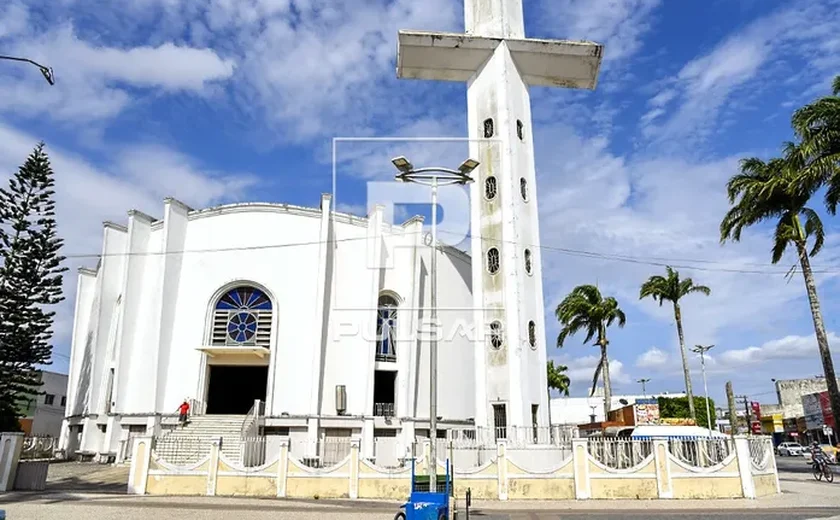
178, 400, 190, 426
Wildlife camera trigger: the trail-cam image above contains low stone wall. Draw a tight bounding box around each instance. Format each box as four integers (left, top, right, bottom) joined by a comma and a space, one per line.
127, 436, 778, 500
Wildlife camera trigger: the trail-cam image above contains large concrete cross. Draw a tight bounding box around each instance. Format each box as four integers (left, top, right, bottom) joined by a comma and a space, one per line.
396, 0, 603, 431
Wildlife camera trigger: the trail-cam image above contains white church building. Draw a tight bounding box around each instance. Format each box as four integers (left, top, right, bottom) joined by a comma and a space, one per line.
59, 0, 604, 462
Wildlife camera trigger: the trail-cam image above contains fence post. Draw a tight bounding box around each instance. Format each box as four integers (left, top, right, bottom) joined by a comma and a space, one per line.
652, 437, 673, 499
734, 436, 755, 499
349, 437, 361, 499
276, 436, 289, 498
206, 438, 221, 496
496, 440, 508, 500
765, 437, 780, 494
126, 436, 153, 495
0, 433, 24, 492
571, 438, 590, 499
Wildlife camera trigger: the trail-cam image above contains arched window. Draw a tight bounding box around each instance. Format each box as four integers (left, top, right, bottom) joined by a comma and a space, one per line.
376, 294, 398, 361
484, 176, 497, 200
517, 120, 524, 141
489, 321, 503, 350
487, 247, 500, 274
483, 118, 494, 138
211, 286, 272, 347
528, 321, 536, 349
524, 248, 532, 275
520, 177, 528, 202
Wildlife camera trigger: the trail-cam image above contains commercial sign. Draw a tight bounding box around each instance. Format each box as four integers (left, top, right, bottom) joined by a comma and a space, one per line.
634, 398, 660, 425
751, 401, 762, 421
819, 391, 836, 429
661, 417, 696, 426
803, 392, 825, 430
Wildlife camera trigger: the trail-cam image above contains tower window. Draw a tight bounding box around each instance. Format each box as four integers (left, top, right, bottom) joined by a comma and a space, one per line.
520, 178, 528, 202
376, 294, 398, 362
524, 249, 532, 275
489, 321, 503, 350
483, 118, 494, 138
484, 176, 497, 200
528, 321, 536, 349
486, 247, 500, 274
211, 286, 272, 347
517, 120, 524, 141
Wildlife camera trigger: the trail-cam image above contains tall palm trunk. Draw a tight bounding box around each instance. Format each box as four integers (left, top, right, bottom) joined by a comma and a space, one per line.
795, 236, 840, 433
673, 302, 696, 421
599, 326, 612, 421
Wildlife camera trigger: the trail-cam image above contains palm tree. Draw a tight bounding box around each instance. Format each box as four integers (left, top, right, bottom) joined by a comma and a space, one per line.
546, 361, 570, 432
720, 145, 840, 434
639, 267, 710, 421
547, 360, 571, 397
792, 74, 840, 208
556, 285, 626, 419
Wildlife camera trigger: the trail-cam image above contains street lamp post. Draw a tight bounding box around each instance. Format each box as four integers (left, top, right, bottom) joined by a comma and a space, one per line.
0, 55, 55, 85
391, 155, 478, 493
636, 378, 651, 396
692, 344, 715, 437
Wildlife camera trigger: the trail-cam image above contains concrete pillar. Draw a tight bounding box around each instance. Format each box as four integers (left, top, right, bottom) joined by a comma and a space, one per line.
496, 440, 508, 500
276, 437, 289, 498
306, 418, 319, 458
734, 436, 756, 499
127, 436, 152, 495
362, 417, 375, 460
652, 437, 673, 499
400, 421, 416, 461
349, 437, 361, 499
0, 433, 24, 492
206, 438, 221, 496
571, 438, 590, 499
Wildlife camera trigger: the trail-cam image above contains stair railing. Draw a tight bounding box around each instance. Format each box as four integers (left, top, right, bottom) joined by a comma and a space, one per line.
240, 399, 266, 467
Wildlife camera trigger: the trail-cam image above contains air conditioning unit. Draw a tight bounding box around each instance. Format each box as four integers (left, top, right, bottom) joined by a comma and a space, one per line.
336, 385, 347, 415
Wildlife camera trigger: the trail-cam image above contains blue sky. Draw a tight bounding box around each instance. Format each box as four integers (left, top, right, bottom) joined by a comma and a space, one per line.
2, 0, 840, 407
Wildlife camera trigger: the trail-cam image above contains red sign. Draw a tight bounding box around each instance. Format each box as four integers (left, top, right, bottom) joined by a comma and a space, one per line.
751, 421, 762, 434
751, 402, 762, 421
818, 391, 836, 429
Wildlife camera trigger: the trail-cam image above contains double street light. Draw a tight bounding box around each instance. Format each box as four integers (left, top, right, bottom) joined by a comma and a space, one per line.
391, 155, 478, 493
0, 55, 55, 85
691, 344, 715, 437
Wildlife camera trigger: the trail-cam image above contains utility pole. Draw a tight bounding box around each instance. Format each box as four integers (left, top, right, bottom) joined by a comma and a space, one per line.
636, 378, 651, 396
726, 381, 737, 440
736, 395, 751, 435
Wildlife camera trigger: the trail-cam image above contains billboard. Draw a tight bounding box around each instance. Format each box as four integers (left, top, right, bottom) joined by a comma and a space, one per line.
819, 391, 835, 429
803, 392, 825, 430
634, 398, 660, 425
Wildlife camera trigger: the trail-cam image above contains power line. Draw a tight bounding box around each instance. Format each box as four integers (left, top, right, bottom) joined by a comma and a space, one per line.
53, 221, 840, 275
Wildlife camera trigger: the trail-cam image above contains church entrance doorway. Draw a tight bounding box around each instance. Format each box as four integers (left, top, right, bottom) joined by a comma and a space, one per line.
206, 365, 268, 415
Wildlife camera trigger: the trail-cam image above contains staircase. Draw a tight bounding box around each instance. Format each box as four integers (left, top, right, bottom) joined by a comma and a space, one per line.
154, 415, 246, 466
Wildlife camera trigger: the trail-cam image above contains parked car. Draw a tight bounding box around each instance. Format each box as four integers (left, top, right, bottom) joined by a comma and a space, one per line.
803, 444, 838, 464
777, 442, 804, 456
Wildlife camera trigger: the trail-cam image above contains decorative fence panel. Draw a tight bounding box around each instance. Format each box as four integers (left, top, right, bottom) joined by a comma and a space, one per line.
129, 435, 779, 501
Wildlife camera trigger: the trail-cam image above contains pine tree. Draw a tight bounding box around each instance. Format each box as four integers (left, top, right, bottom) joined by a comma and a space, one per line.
0, 143, 66, 431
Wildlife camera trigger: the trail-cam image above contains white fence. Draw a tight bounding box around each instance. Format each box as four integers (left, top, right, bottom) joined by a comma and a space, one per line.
588, 438, 654, 469
289, 437, 354, 468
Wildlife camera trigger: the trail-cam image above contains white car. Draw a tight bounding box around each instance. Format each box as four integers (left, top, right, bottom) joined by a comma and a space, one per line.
777, 442, 804, 456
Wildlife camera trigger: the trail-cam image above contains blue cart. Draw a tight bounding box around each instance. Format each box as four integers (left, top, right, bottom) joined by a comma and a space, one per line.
394, 458, 452, 520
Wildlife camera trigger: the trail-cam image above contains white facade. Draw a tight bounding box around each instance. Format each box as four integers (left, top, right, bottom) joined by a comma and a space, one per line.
60, 196, 477, 457
22, 370, 67, 437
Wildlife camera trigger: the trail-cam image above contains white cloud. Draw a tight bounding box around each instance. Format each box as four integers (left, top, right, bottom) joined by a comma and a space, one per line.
560, 354, 630, 395
537, 0, 661, 63
0, 1, 28, 38
640, 0, 840, 148
0, 24, 234, 122
719, 333, 840, 366
636, 347, 669, 369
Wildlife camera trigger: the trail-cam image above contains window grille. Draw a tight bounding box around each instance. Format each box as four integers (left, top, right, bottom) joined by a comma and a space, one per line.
483, 118, 494, 138
489, 321, 503, 350
484, 176, 497, 200
211, 286, 272, 347
487, 247, 500, 274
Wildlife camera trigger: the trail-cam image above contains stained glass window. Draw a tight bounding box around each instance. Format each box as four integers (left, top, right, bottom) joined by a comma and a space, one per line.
376, 295, 398, 361
211, 286, 272, 347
